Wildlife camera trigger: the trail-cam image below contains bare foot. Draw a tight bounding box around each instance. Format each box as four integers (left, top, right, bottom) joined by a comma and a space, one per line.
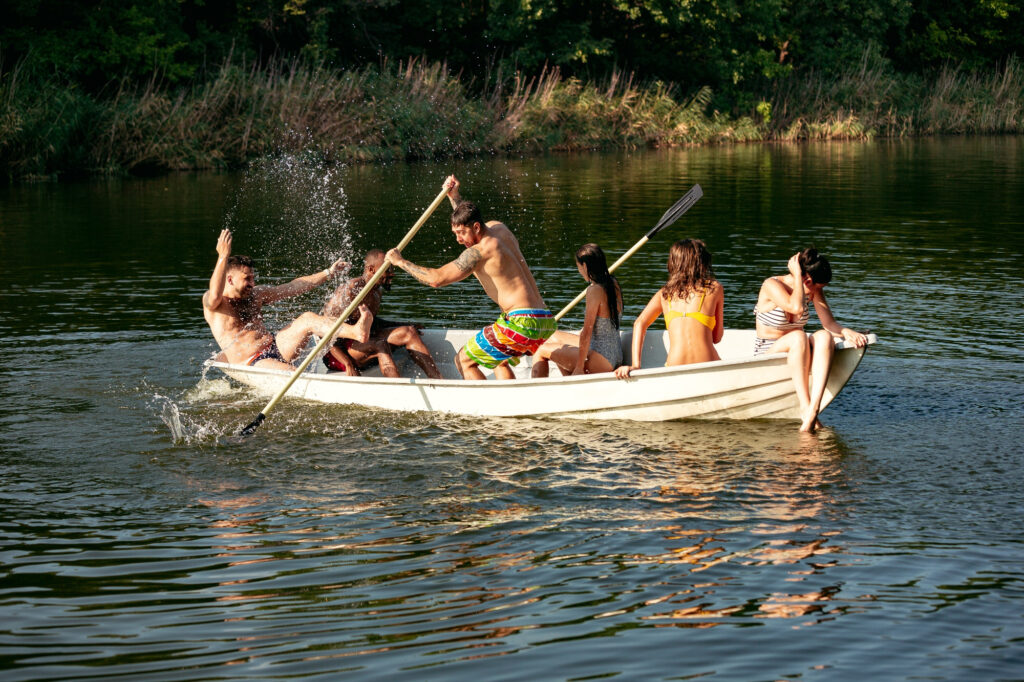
799, 407, 818, 432
353, 305, 373, 342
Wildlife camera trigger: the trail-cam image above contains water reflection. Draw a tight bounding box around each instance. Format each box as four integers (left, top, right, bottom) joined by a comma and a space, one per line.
1, 138, 1022, 678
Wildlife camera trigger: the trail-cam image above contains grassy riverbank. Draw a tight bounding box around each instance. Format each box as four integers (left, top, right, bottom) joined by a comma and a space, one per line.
2, 55, 1022, 182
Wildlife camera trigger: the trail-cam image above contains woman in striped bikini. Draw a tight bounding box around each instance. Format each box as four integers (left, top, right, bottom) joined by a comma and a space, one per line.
615, 239, 724, 379
754, 248, 868, 432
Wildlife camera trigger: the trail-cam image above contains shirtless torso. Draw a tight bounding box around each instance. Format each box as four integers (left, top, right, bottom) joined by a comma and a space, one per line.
203, 284, 279, 365
384, 175, 552, 380
456, 220, 546, 313
323, 275, 384, 323
202, 229, 370, 369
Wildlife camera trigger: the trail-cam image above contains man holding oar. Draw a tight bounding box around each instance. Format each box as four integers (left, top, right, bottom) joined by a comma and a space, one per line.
203, 228, 373, 370
386, 176, 555, 380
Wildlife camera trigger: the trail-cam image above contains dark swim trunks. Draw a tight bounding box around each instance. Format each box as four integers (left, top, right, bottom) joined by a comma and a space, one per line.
323, 339, 353, 372
246, 340, 285, 366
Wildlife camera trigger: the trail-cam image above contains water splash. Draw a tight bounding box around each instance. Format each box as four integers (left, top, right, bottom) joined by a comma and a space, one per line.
224, 150, 356, 278
221, 148, 360, 329
151, 387, 227, 445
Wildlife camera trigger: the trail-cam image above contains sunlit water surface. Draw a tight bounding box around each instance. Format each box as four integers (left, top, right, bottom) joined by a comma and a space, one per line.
1, 138, 1022, 680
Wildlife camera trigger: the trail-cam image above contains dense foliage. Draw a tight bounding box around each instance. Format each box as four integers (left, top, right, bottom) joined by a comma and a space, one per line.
1, 0, 1021, 180
3, 0, 1020, 101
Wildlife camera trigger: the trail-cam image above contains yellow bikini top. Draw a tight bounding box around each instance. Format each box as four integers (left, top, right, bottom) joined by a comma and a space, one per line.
664, 290, 716, 331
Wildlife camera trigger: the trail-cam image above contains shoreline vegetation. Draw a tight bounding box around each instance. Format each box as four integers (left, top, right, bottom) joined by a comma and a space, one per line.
3, 54, 1022, 182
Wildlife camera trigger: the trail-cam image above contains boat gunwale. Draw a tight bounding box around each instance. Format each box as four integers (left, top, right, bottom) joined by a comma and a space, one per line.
206, 333, 876, 389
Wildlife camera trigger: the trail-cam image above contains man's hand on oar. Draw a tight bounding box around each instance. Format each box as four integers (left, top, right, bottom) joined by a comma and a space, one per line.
240, 184, 451, 436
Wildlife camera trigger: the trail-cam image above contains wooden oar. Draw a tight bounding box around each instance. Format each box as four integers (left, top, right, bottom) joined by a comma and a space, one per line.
240, 185, 451, 435
553, 184, 703, 321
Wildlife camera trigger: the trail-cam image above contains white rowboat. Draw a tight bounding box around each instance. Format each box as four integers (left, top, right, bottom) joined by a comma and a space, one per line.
209, 329, 876, 422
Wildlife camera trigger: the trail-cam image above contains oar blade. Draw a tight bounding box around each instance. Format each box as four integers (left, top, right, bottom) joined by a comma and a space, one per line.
240, 412, 266, 436
645, 184, 703, 238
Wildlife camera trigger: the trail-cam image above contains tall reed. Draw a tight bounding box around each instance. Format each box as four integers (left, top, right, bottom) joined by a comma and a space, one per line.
766, 53, 1024, 140
2, 53, 1022, 182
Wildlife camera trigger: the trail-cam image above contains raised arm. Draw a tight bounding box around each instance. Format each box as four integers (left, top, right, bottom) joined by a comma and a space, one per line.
615, 290, 662, 379
762, 255, 807, 315
203, 229, 232, 310
259, 257, 348, 304
444, 174, 463, 209
811, 290, 868, 347
385, 247, 479, 288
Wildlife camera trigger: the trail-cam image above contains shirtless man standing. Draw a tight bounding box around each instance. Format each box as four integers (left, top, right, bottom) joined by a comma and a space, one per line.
203, 228, 372, 370
385, 176, 555, 380
322, 249, 442, 379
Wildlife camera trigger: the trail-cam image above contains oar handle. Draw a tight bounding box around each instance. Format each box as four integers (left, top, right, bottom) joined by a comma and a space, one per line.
241, 185, 451, 435
553, 237, 649, 321
553, 184, 702, 322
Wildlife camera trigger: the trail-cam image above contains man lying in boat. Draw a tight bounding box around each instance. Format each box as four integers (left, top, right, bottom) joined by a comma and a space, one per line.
202, 228, 373, 370
321, 249, 443, 379
386, 175, 556, 380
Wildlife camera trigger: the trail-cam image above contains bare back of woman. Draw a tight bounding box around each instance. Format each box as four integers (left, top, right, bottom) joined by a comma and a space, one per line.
663, 281, 724, 365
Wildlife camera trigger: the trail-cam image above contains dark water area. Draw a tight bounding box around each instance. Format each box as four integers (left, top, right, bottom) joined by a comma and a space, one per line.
1, 138, 1022, 680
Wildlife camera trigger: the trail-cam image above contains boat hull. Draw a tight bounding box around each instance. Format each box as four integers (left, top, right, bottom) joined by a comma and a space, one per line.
208, 329, 874, 422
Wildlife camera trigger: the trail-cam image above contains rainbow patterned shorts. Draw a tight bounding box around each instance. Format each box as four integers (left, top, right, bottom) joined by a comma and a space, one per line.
465, 308, 557, 369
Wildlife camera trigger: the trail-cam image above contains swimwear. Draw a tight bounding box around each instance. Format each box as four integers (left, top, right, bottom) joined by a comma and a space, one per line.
753, 336, 777, 355
323, 339, 353, 372
587, 316, 623, 368
466, 308, 557, 369
753, 284, 812, 355
664, 290, 716, 331
246, 340, 285, 366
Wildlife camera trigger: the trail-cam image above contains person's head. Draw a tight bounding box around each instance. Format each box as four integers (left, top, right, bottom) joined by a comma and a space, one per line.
663, 238, 715, 300
363, 249, 392, 290
575, 243, 620, 328
225, 255, 256, 297
575, 243, 608, 281
451, 201, 485, 247
798, 247, 832, 289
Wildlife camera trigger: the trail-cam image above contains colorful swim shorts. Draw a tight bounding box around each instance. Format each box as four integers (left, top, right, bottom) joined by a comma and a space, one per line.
465, 308, 557, 369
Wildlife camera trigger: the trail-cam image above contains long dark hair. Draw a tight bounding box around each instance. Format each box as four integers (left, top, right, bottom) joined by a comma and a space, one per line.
576, 243, 620, 329
662, 238, 716, 300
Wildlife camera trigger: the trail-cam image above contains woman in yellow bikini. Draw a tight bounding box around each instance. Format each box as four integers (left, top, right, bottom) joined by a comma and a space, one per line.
615, 239, 723, 379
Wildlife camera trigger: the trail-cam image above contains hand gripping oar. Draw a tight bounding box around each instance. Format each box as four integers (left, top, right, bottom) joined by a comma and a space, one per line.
240, 186, 450, 435
553, 184, 703, 321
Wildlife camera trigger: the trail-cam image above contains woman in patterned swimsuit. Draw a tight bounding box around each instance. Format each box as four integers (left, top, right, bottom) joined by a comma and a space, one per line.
754, 248, 868, 432
531, 244, 623, 377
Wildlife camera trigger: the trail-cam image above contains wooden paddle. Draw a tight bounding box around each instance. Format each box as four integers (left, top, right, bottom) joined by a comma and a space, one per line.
240, 185, 451, 435
553, 184, 703, 321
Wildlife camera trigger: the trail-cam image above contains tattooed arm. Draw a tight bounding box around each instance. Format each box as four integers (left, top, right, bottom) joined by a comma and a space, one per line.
385, 247, 481, 288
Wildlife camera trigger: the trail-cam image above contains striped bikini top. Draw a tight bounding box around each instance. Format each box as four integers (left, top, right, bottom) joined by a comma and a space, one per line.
754, 278, 812, 331
754, 305, 808, 331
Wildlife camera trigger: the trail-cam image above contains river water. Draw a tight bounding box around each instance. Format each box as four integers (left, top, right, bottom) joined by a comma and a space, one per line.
1, 138, 1022, 680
